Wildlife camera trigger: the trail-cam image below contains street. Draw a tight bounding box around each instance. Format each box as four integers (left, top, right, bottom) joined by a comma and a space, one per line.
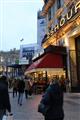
9, 92, 80, 120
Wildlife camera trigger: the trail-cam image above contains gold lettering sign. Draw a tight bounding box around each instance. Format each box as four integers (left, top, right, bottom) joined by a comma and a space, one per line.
47, 1, 80, 39
60, 17, 65, 26
54, 24, 59, 31
75, 1, 80, 13
66, 9, 73, 20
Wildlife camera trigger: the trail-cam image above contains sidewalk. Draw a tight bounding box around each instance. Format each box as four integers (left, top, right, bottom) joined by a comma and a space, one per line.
64, 92, 80, 105
10, 94, 44, 120
9, 93, 80, 120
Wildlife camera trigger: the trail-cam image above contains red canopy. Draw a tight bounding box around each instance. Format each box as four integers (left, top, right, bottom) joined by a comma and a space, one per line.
26, 53, 63, 72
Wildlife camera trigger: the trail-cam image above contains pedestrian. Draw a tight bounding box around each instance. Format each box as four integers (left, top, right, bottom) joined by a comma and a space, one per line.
65, 77, 70, 92
60, 75, 66, 92
28, 80, 33, 96
0, 75, 11, 120
38, 76, 64, 120
24, 79, 31, 99
17, 78, 25, 106
12, 79, 18, 98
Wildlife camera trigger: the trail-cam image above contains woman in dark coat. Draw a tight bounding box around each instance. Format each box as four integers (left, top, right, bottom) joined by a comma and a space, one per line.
0, 75, 11, 120
17, 79, 25, 106
38, 78, 64, 120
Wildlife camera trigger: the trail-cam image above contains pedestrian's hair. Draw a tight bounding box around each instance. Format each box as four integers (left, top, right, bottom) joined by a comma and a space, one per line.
51, 75, 59, 84
1, 75, 7, 81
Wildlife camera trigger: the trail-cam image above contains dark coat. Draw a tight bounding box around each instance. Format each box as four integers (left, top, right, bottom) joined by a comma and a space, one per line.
0, 80, 11, 112
40, 83, 64, 120
18, 80, 25, 93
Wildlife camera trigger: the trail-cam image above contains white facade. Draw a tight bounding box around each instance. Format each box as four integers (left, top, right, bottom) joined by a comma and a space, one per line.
19, 43, 41, 64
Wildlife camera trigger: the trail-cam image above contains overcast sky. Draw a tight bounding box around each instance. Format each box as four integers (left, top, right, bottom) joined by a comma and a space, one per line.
0, 0, 43, 51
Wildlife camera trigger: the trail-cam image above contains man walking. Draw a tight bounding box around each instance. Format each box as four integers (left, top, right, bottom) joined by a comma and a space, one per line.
17, 78, 25, 106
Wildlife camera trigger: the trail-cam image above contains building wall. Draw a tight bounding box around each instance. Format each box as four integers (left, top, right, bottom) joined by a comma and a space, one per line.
20, 44, 41, 64
41, 0, 80, 90
0, 49, 19, 73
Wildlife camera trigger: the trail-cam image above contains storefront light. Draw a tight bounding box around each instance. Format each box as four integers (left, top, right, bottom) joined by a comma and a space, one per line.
64, 36, 69, 47
43, 71, 46, 74
34, 73, 37, 77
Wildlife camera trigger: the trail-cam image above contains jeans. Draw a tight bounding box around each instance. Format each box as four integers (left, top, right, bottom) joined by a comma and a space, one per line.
25, 90, 28, 99
18, 92, 24, 105
13, 88, 17, 98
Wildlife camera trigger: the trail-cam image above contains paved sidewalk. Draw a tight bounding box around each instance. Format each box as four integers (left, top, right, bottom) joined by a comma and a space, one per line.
9, 93, 80, 120
64, 93, 80, 120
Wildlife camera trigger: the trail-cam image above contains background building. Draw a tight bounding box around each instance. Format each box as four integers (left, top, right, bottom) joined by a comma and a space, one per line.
19, 43, 42, 64
0, 48, 19, 76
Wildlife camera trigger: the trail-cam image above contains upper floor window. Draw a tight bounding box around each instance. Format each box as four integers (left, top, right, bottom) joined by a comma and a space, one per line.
48, 9, 51, 21
67, 2, 74, 12
44, 0, 48, 4
57, 0, 61, 9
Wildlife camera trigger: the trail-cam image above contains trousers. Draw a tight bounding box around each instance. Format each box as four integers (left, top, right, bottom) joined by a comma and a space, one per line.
0, 109, 5, 120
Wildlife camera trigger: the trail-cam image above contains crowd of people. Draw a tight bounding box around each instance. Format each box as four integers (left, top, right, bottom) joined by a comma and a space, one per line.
0, 74, 70, 120
11, 77, 33, 106
0, 75, 33, 120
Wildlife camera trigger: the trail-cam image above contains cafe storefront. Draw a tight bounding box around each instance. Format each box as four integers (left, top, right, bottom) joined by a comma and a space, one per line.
25, 46, 67, 93
42, 1, 80, 91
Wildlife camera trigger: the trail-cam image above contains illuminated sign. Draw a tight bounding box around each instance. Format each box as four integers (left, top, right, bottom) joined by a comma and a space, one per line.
47, 1, 80, 39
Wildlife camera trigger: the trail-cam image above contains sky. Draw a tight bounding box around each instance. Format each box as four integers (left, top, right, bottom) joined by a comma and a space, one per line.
0, 0, 44, 51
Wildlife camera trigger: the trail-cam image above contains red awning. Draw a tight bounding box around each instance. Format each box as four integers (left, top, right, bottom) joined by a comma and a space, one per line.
25, 53, 64, 73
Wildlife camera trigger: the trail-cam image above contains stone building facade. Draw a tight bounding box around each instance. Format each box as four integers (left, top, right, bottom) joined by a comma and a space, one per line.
41, 0, 80, 91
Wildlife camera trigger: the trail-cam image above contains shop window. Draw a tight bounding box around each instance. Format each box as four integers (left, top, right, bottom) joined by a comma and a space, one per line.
48, 9, 51, 21
57, 39, 65, 46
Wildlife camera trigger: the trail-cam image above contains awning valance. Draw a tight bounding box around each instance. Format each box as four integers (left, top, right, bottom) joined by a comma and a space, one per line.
25, 53, 64, 74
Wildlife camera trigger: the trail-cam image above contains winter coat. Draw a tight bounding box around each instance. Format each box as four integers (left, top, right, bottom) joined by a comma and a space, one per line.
18, 80, 25, 93
40, 83, 64, 120
25, 80, 31, 91
0, 80, 11, 112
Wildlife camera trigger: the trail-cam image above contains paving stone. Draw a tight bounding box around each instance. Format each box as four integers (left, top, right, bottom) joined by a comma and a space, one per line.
9, 93, 80, 120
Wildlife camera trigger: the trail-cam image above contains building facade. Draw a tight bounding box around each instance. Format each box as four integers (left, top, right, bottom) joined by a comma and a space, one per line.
41, 0, 80, 91
19, 44, 41, 64
0, 49, 19, 76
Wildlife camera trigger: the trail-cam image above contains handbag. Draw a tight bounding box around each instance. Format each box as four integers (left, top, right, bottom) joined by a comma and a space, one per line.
38, 102, 49, 116
3, 113, 14, 120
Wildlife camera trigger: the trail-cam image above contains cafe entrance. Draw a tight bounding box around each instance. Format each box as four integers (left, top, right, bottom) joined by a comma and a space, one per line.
75, 36, 80, 86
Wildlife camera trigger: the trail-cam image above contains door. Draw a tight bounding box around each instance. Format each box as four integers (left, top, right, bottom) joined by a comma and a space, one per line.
75, 36, 80, 85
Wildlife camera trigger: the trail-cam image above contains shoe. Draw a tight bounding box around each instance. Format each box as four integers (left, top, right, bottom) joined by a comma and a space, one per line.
20, 104, 22, 106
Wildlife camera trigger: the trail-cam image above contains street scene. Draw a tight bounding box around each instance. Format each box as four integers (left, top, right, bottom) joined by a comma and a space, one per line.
0, 0, 80, 120
9, 93, 80, 120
